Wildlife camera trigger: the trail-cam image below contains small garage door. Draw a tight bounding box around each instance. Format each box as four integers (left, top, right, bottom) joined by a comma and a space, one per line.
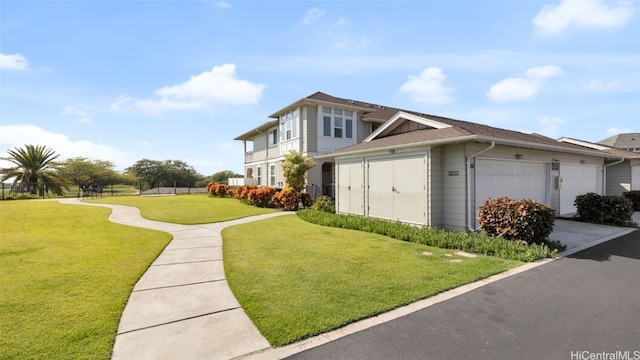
560, 164, 601, 215
476, 159, 549, 210
337, 161, 364, 215
368, 155, 427, 225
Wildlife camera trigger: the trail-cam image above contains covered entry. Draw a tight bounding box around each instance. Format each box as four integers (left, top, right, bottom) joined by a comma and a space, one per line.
367, 155, 427, 225
475, 158, 550, 208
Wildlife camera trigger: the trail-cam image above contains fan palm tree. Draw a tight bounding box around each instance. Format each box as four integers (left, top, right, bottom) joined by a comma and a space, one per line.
0, 144, 69, 197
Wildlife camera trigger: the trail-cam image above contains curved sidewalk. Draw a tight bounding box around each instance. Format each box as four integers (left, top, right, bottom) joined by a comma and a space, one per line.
60, 198, 291, 360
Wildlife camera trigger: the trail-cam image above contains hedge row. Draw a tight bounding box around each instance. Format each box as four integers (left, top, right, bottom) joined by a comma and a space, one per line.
297, 209, 565, 262
623, 190, 640, 211
206, 182, 312, 210
574, 192, 634, 227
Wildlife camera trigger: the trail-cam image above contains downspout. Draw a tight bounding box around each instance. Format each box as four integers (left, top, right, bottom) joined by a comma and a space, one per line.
466, 141, 495, 231
602, 158, 625, 195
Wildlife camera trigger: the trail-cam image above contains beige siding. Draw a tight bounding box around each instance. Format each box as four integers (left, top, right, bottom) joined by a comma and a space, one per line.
357, 118, 373, 142
441, 143, 467, 231
606, 161, 631, 195
387, 121, 431, 136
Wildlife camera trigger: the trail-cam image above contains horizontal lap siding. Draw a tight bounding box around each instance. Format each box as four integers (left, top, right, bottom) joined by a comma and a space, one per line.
442, 144, 467, 231
606, 161, 631, 195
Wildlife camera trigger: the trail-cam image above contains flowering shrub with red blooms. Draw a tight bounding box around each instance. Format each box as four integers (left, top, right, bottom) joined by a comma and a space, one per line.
206, 182, 229, 197
272, 186, 301, 211
478, 196, 555, 245
247, 187, 277, 208
232, 185, 257, 201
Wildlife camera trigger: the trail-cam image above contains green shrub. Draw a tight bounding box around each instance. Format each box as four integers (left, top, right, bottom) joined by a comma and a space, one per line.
297, 209, 564, 262
478, 197, 555, 245
272, 186, 300, 211
622, 190, 640, 211
247, 187, 277, 208
313, 196, 335, 213
300, 193, 314, 209
574, 192, 634, 226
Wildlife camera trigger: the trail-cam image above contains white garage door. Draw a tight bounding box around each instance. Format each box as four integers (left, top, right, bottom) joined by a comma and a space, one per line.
337, 161, 364, 215
476, 159, 549, 210
368, 155, 427, 225
560, 164, 601, 215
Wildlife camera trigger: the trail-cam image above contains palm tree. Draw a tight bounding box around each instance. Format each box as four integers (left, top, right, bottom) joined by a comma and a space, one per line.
0, 144, 69, 197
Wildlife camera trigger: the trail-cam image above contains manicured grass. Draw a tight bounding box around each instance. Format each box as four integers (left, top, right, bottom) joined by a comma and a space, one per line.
0, 201, 172, 360
88, 194, 277, 224
223, 215, 523, 346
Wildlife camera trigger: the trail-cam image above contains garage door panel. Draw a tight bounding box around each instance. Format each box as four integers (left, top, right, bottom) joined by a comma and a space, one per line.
393, 156, 426, 224
476, 159, 549, 207
368, 159, 394, 220
560, 164, 600, 215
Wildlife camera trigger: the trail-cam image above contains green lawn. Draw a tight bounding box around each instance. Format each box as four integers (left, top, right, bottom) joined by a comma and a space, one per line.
88, 194, 277, 224
0, 201, 172, 360
223, 215, 523, 346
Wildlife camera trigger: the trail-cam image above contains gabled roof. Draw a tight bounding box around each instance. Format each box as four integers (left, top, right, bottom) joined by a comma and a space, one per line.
559, 137, 640, 159
233, 119, 278, 141
597, 133, 640, 149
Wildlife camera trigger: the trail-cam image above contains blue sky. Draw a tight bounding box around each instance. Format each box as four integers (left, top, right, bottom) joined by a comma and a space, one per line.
1, 0, 638, 176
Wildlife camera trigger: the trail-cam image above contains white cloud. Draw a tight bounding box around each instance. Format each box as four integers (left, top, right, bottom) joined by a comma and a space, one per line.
537, 116, 565, 137
584, 79, 619, 91
399, 67, 454, 106
214, 1, 232, 8
533, 0, 634, 35
0, 53, 29, 70
111, 64, 265, 114
0, 125, 128, 167
302, 7, 325, 25
334, 17, 351, 26
62, 106, 92, 124
487, 65, 563, 102
606, 127, 631, 136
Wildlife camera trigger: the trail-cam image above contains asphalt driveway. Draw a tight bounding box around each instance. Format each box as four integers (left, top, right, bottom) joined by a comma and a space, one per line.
285, 230, 640, 360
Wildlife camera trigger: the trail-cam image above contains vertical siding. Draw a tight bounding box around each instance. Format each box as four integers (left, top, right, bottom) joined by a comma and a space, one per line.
429, 146, 443, 228
441, 143, 467, 231
303, 105, 318, 154
606, 161, 631, 195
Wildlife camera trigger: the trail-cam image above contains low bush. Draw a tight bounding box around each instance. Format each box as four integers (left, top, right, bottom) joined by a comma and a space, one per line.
206, 182, 229, 197
574, 192, 634, 226
300, 193, 314, 209
478, 197, 555, 245
313, 196, 335, 213
623, 190, 640, 211
272, 186, 300, 211
232, 185, 257, 201
247, 187, 277, 208
297, 209, 565, 262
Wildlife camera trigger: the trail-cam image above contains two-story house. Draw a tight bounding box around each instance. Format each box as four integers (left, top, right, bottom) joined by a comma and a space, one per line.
233, 91, 388, 196
235, 91, 622, 231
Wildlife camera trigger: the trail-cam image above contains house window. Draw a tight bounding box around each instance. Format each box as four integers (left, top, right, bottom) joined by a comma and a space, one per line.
321, 106, 354, 139
268, 128, 278, 147
280, 108, 299, 141
256, 166, 262, 186
270, 164, 276, 186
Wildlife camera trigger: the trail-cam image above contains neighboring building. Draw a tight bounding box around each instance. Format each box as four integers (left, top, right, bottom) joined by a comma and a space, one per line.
235, 92, 617, 231
597, 133, 640, 153
559, 137, 640, 195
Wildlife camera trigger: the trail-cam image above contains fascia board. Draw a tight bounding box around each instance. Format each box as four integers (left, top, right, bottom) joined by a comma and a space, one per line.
362, 111, 452, 143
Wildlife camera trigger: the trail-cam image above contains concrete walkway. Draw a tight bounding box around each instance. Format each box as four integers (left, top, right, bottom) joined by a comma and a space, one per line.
59, 198, 291, 360
60, 198, 639, 360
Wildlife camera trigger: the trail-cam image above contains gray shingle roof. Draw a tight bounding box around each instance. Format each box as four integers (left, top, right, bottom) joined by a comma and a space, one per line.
597, 133, 640, 149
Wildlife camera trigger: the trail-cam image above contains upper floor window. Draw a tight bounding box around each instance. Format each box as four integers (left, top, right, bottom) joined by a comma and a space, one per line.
280, 108, 299, 141
268, 128, 278, 147
322, 106, 354, 139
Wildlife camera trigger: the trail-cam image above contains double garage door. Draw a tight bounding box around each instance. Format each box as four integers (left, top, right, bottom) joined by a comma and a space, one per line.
476, 159, 601, 217
336, 155, 427, 225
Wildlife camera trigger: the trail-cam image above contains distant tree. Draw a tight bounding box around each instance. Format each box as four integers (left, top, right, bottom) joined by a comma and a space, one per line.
211, 170, 243, 184
0, 144, 69, 196
126, 159, 164, 189
126, 159, 204, 188
281, 150, 316, 192
59, 157, 121, 190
